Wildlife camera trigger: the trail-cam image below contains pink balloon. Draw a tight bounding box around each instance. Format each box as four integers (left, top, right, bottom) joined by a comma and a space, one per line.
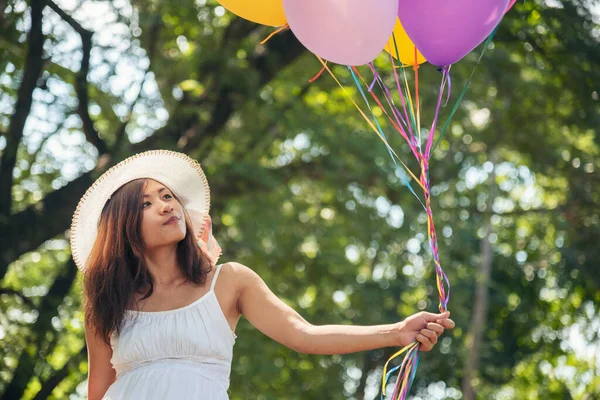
505, 0, 517, 14
283, 0, 398, 66
397, 0, 509, 67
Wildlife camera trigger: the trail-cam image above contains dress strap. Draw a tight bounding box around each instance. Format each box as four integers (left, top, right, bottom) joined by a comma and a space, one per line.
210, 264, 223, 291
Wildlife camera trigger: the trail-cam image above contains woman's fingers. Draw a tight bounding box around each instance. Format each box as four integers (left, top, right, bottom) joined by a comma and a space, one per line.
420, 311, 449, 323
416, 333, 433, 351
420, 329, 438, 344
404, 312, 456, 350
427, 322, 444, 335
417, 328, 440, 352
436, 318, 456, 329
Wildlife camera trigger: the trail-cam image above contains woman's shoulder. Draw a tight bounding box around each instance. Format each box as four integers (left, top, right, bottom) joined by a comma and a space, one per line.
217, 261, 259, 287
218, 261, 251, 278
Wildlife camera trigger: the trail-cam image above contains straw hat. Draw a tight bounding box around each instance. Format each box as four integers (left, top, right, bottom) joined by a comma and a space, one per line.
70, 150, 219, 271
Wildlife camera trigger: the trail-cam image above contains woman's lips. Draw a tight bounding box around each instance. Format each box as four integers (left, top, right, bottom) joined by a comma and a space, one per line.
163, 216, 180, 225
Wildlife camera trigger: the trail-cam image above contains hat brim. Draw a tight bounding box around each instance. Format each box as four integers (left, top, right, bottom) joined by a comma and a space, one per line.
70, 150, 211, 271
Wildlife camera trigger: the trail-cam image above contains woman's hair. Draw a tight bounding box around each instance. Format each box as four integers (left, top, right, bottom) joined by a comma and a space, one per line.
83, 178, 213, 344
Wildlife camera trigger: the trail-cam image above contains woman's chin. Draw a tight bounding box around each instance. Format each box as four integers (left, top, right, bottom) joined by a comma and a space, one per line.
171, 230, 186, 244
164, 225, 186, 241
146, 232, 186, 248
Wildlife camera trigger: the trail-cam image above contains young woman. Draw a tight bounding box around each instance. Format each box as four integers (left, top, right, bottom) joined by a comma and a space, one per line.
71, 150, 454, 400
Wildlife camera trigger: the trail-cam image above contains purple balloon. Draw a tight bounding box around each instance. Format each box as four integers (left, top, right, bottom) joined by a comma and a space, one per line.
397, 0, 509, 67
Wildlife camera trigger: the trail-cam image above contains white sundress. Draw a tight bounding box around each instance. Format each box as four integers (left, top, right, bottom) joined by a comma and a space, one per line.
103, 264, 237, 399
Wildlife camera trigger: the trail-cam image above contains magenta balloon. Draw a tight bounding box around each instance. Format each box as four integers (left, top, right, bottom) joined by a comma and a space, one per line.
397, 0, 509, 67
283, 0, 398, 66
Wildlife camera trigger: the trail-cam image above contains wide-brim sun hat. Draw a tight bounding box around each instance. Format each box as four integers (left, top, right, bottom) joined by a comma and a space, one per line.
70, 150, 214, 272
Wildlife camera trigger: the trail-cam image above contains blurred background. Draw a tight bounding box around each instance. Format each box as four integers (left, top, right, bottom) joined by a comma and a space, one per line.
0, 0, 598, 399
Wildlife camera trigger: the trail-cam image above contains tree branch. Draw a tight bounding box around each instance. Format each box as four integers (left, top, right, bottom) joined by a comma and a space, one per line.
113, 15, 161, 150
47, 0, 108, 155
181, 29, 306, 152
0, 172, 93, 281
0, 0, 44, 216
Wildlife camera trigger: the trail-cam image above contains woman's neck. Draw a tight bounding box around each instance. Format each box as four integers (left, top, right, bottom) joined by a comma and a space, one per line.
143, 245, 185, 285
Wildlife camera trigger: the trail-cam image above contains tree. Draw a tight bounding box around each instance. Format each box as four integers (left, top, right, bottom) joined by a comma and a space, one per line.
0, 0, 598, 399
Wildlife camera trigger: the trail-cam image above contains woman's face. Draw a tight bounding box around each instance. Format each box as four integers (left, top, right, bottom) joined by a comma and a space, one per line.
140, 179, 187, 249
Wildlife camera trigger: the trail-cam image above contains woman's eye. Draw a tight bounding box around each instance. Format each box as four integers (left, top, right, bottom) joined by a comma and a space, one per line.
142, 202, 150, 209
164, 194, 172, 199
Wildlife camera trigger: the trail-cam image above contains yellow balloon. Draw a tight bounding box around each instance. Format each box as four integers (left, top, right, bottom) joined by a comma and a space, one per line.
217, 0, 287, 27
384, 18, 426, 66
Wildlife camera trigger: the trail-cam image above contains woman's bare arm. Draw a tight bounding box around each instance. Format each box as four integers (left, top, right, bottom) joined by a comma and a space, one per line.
232, 262, 454, 354
85, 322, 116, 400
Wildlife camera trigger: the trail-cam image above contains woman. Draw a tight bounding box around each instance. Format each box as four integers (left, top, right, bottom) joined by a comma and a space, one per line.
71, 150, 454, 400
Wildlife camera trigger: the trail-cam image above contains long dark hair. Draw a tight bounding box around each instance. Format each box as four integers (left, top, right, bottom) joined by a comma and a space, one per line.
83, 178, 213, 344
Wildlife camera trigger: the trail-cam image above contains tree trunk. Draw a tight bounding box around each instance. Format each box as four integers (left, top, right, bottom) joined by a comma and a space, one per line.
461, 164, 496, 400
0, 0, 44, 217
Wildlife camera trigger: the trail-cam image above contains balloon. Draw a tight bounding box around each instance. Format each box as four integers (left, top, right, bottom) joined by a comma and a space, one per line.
397, 0, 509, 67
384, 18, 426, 66
283, 0, 398, 66
505, 0, 517, 14
217, 0, 286, 27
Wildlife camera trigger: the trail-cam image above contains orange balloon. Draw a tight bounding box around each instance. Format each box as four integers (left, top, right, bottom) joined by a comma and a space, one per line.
384, 18, 426, 66
217, 0, 286, 27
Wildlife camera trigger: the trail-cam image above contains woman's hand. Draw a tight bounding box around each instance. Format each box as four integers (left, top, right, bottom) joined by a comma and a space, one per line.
393, 311, 455, 351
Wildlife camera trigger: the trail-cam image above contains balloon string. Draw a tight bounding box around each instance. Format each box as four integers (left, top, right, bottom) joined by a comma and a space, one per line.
370, 56, 412, 136
444, 66, 452, 106
305, 13, 500, 400
390, 33, 418, 142
315, 31, 481, 397
376, 68, 411, 133
368, 64, 413, 146
364, 64, 452, 400
381, 342, 420, 400
421, 158, 450, 312
259, 24, 288, 45
400, 61, 419, 146
431, 25, 499, 154
309, 61, 327, 83
413, 46, 421, 140
346, 65, 427, 207
386, 74, 450, 400
313, 55, 426, 196
358, 65, 428, 170
347, 66, 398, 165
424, 67, 449, 160
381, 342, 417, 396
350, 19, 500, 400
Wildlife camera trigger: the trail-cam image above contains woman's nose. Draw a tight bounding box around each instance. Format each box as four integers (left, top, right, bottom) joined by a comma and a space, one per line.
159, 202, 173, 214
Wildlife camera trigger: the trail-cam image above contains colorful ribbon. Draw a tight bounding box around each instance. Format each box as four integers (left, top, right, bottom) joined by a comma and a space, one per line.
310, 28, 499, 398
309, 20, 503, 397
431, 26, 499, 154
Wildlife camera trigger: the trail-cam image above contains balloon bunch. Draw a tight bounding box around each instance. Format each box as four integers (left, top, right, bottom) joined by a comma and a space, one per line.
218, 0, 517, 399
218, 0, 515, 66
